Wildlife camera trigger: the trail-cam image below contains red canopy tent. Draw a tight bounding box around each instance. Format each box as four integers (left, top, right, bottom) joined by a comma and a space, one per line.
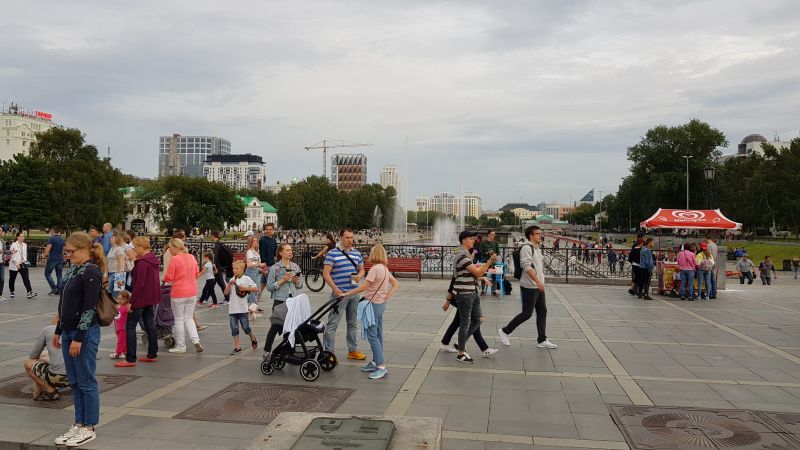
640, 209, 742, 230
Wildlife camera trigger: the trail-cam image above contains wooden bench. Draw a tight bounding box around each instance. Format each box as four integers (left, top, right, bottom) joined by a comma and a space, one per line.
364, 257, 422, 281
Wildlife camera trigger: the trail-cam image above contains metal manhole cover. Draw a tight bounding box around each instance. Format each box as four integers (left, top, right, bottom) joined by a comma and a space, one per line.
608, 405, 798, 449
0, 373, 139, 409
175, 382, 353, 425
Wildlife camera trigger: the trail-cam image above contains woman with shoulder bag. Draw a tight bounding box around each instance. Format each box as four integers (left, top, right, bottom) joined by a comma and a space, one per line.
51, 232, 104, 447
341, 244, 399, 380
9, 232, 36, 299
263, 243, 303, 358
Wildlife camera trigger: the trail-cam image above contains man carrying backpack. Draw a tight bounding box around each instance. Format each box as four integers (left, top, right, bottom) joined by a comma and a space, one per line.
498, 225, 557, 349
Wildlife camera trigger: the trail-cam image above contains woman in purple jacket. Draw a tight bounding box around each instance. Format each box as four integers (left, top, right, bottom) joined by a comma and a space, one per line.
115, 237, 161, 367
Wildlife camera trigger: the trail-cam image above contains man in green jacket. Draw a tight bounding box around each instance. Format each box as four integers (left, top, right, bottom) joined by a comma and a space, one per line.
480, 230, 500, 296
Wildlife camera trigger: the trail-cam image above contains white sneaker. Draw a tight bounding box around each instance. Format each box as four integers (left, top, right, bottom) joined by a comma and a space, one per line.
498, 328, 510, 346
0, 296, 6, 302
66, 427, 96, 447
439, 344, 458, 353
168, 347, 186, 353
482, 348, 498, 357
537, 340, 558, 349
55, 425, 80, 445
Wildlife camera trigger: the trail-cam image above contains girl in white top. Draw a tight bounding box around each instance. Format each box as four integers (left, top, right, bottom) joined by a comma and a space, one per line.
245, 236, 262, 306
9, 232, 37, 299
0, 236, 6, 301
106, 231, 128, 297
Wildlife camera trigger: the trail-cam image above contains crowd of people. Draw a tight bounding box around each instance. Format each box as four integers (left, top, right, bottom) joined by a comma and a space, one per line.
7, 221, 800, 447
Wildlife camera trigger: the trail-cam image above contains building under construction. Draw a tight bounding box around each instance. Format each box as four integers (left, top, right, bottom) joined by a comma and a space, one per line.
331, 153, 367, 191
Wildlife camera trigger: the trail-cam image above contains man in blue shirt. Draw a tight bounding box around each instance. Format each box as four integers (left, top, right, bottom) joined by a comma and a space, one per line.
101, 223, 113, 255
322, 228, 366, 360
43, 227, 65, 295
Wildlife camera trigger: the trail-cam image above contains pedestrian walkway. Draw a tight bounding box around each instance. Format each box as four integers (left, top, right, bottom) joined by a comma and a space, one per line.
0, 268, 799, 448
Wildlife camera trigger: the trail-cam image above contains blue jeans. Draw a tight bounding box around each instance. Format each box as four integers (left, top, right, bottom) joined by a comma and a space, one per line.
697, 269, 711, 299
365, 303, 386, 365
126, 305, 157, 362
709, 269, 717, 298
229, 313, 251, 336
680, 270, 695, 298
61, 325, 100, 426
323, 294, 359, 353
44, 260, 63, 292
456, 293, 481, 352
245, 269, 260, 304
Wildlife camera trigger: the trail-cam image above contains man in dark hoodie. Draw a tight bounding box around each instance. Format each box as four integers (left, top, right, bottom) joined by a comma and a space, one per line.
115, 237, 161, 367
212, 231, 233, 304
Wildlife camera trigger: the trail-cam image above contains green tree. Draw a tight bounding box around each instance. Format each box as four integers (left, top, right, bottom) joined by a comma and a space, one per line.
564, 203, 597, 225
162, 177, 246, 232
608, 119, 727, 229
0, 155, 52, 230
499, 210, 517, 225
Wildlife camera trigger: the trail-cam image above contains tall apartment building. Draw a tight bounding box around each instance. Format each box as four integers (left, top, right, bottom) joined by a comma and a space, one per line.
1, 103, 56, 161
331, 153, 367, 191
416, 197, 432, 212
158, 134, 231, 177
204, 154, 266, 190
463, 193, 482, 219
379, 164, 400, 194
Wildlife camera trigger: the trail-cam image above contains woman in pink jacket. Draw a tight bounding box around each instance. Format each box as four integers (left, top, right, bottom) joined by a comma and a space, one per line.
677, 243, 697, 301
162, 239, 203, 353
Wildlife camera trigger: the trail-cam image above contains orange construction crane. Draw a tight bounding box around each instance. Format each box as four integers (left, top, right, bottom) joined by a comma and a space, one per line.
304, 140, 373, 179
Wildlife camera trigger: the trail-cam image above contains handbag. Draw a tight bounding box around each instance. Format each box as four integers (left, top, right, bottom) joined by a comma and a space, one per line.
96, 279, 118, 327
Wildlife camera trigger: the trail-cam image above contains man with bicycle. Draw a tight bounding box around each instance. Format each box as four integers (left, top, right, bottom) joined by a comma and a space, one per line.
322, 228, 367, 360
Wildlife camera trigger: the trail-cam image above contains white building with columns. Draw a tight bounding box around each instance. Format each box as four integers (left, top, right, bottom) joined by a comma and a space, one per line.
1, 103, 56, 161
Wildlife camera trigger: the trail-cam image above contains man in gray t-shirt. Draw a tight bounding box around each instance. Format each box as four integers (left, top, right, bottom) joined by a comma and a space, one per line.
24, 321, 69, 400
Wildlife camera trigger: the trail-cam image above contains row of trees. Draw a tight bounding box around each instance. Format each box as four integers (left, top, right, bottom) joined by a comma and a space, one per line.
574, 119, 800, 233
0, 128, 128, 231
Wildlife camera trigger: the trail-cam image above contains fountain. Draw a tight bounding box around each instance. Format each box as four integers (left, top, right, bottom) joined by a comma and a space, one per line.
372, 205, 383, 228
432, 217, 458, 245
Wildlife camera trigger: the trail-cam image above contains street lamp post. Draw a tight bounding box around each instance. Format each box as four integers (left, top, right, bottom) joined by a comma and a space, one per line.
682, 155, 692, 209
703, 166, 716, 209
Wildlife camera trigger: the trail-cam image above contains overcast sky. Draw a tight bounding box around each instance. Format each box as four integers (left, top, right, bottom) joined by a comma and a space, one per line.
3, 1, 798, 210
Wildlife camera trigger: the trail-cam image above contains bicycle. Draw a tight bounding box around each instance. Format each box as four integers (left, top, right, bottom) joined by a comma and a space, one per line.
304, 258, 326, 292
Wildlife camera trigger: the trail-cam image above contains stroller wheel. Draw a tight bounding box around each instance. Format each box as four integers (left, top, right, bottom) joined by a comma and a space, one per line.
164, 336, 176, 349
317, 351, 337, 371
273, 358, 285, 370
299, 359, 321, 382
260, 361, 274, 376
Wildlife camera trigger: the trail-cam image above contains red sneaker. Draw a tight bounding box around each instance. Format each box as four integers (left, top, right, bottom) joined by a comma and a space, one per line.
137, 357, 158, 363
114, 361, 136, 368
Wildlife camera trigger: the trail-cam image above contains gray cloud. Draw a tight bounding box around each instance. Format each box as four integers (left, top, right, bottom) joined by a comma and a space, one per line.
2, 0, 798, 210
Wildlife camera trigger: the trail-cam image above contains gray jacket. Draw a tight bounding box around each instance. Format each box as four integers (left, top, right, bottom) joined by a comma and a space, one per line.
519, 242, 545, 290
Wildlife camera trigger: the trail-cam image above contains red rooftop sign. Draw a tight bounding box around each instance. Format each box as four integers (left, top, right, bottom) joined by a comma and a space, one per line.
640, 209, 741, 230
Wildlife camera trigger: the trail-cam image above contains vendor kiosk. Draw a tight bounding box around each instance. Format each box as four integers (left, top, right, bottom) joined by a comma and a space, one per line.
639, 209, 742, 296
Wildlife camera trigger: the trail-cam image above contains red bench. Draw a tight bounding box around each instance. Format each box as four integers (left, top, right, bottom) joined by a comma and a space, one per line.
364, 257, 422, 281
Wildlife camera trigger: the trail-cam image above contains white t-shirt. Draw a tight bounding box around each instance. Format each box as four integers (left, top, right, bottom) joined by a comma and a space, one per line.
228, 275, 256, 315
203, 261, 215, 280
246, 249, 261, 269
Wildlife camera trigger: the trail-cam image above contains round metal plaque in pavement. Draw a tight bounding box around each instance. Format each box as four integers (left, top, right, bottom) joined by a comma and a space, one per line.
608, 405, 799, 449
175, 382, 353, 425
0, 373, 139, 409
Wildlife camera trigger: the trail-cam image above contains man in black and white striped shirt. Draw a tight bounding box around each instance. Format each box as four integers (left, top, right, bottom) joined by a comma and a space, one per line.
452, 230, 498, 363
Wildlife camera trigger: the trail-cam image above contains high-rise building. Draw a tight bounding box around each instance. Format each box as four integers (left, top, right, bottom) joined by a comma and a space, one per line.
463, 193, 482, 219
416, 197, 432, 212
379, 164, 400, 194
158, 134, 231, 177
431, 192, 460, 217
204, 154, 266, 190
331, 153, 367, 191
1, 103, 56, 161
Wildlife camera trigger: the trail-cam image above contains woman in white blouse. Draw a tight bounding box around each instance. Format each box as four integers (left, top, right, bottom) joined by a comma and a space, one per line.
9, 232, 37, 299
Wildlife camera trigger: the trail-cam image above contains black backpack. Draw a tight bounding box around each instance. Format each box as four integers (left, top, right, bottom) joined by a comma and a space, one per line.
512, 244, 533, 280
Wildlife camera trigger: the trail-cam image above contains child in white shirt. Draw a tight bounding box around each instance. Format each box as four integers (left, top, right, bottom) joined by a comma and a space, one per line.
223, 261, 258, 354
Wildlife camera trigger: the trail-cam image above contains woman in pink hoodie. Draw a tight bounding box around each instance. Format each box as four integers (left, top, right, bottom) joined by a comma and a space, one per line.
162, 239, 203, 353
677, 243, 697, 301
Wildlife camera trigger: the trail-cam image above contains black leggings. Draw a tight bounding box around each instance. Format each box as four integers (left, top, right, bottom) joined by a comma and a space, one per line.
199, 279, 217, 303
263, 324, 283, 353
214, 272, 230, 301
637, 269, 652, 295
9, 267, 33, 293
441, 307, 489, 351
502, 287, 547, 343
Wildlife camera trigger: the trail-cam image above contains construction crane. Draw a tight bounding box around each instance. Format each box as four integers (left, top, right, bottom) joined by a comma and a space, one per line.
304, 140, 373, 179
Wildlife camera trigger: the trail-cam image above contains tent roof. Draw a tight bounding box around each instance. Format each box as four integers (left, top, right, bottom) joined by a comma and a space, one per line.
640, 209, 741, 230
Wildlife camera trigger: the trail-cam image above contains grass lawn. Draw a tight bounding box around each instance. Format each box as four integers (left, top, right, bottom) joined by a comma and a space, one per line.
725, 242, 800, 268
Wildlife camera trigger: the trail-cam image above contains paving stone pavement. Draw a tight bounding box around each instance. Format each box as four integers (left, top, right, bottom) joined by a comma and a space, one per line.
0, 267, 799, 449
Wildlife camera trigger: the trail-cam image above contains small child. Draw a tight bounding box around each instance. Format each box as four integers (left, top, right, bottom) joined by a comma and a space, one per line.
110, 290, 131, 359
224, 261, 259, 355
197, 252, 219, 308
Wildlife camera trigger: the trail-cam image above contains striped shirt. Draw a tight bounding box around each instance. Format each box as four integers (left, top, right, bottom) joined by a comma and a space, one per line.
324, 246, 363, 291
452, 248, 478, 295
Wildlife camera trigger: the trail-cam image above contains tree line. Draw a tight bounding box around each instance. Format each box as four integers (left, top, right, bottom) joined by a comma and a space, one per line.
564, 119, 800, 233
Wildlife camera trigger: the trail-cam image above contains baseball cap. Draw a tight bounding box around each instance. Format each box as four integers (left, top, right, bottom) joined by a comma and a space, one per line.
458, 230, 477, 242
700, 243, 708, 250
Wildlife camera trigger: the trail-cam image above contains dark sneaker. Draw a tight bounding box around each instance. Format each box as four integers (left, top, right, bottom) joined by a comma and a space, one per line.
456, 353, 474, 363
230, 348, 242, 355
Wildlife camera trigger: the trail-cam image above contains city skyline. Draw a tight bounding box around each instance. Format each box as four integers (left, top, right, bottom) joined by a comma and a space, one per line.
2, 1, 799, 210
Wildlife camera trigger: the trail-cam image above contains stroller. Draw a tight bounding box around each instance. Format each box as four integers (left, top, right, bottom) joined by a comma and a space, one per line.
140, 283, 176, 349
260, 295, 341, 382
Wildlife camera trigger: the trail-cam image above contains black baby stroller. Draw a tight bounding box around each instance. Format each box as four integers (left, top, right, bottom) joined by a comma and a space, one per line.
140, 283, 176, 349
260, 296, 342, 382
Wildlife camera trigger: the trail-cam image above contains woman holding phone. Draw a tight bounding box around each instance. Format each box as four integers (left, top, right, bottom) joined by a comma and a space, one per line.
263, 243, 303, 358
